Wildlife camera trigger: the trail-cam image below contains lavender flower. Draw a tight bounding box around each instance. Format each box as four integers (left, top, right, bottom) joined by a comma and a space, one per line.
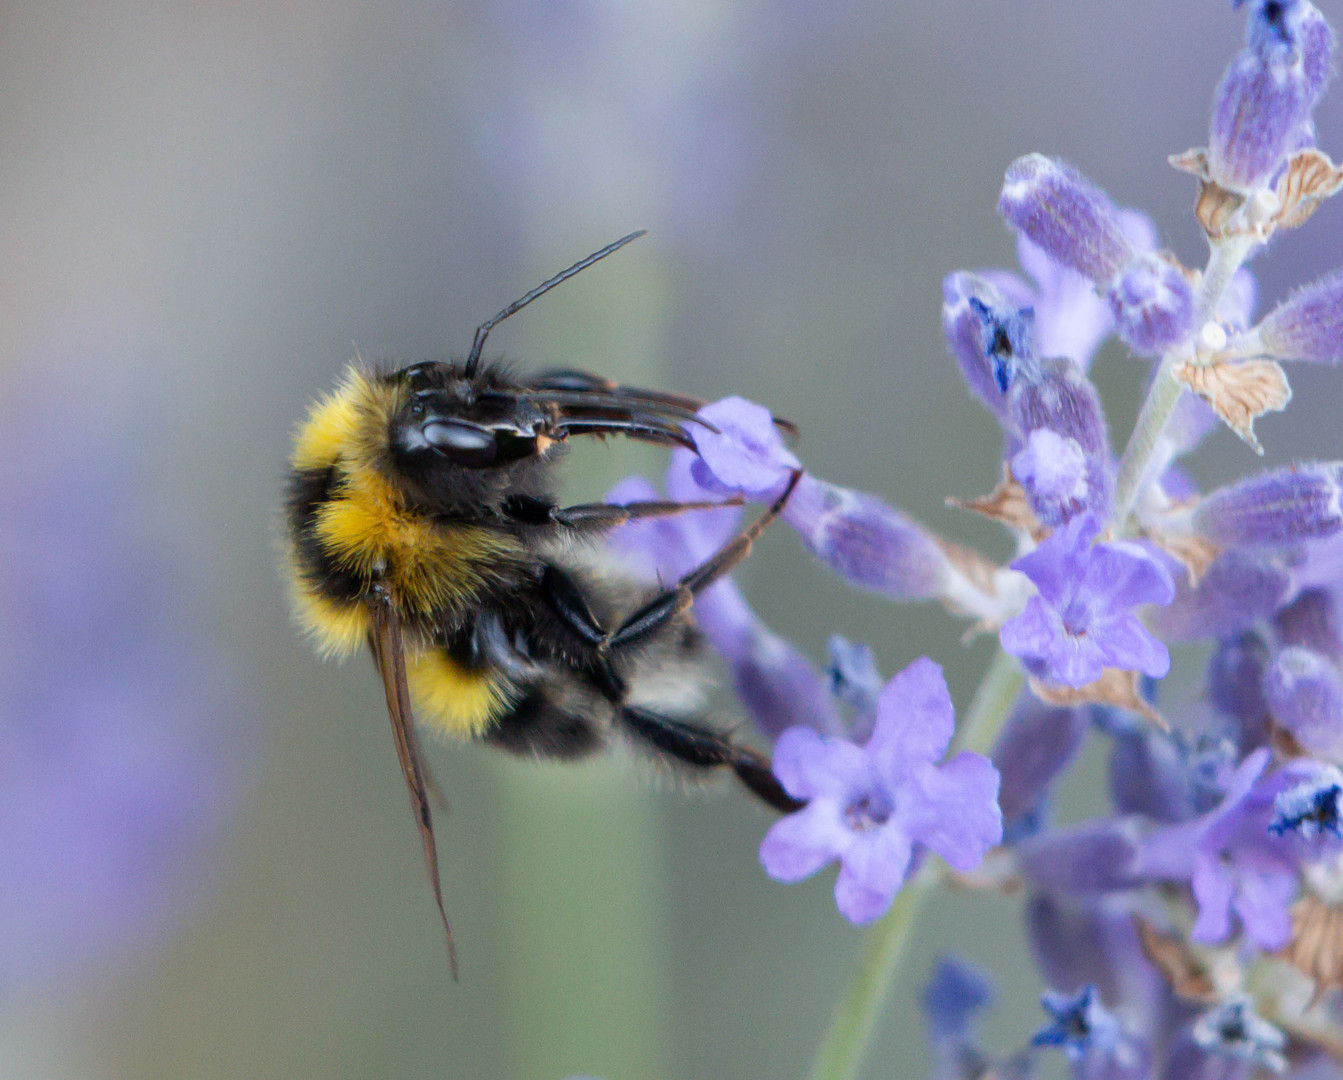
0, 348, 253, 990
991, 698, 1087, 829
1268, 765, 1343, 842
759, 658, 1001, 923
1011, 428, 1091, 527
1031, 984, 1122, 1061
1209, 0, 1335, 193
1193, 462, 1343, 546
1150, 549, 1294, 642
1250, 269, 1343, 365
1261, 646, 1343, 761
1006, 357, 1115, 524
685, 396, 955, 601
1137, 749, 1299, 950
941, 273, 1017, 419
1000, 514, 1175, 687
1275, 589, 1343, 662
1190, 996, 1288, 1074
1208, 632, 1273, 753
998, 155, 1135, 285
1106, 251, 1197, 356
921, 956, 994, 1044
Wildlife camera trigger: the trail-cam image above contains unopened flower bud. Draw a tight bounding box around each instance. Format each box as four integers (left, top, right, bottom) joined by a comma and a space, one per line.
999, 155, 1135, 285
1263, 645, 1343, 760
1254, 268, 1343, 364
1194, 461, 1343, 546
1107, 252, 1196, 355
1210, 0, 1336, 192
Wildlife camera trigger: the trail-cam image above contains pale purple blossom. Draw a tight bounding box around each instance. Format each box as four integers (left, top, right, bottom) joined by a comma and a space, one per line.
1011, 428, 1091, 527
1137, 749, 1299, 950
1252, 268, 1343, 365
1194, 462, 1343, 547
1000, 514, 1175, 687
759, 658, 1001, 923
1261, 646, 1343, 761
1107, 251, 1197, 357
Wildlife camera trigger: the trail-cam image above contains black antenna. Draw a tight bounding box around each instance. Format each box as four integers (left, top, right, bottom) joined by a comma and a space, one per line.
462, 230, 647, 378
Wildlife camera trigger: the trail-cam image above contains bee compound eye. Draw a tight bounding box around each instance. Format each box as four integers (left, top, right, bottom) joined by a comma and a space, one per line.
420, 419, 499, 466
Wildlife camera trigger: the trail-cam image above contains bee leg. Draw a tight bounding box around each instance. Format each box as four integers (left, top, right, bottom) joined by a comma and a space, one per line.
604, 470, 803, 651
619, 707, 804, 814
502, 493, 743, 530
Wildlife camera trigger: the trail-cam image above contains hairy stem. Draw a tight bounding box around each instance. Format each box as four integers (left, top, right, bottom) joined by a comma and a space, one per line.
1110, 237, 1254, 530
805, 648, 1024, 1080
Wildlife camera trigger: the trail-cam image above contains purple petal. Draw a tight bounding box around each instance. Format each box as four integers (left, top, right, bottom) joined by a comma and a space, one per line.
834, 826, 912, 923
1095, 613, 1171, 679
689, 396, 800, 498
771, 725, 865, 801
903, 753, 1003, 871
867, 657, 956, 772
1231, 865, 1297, 950
1190, 854, 1236, 943
1012, 513, 1098, 603
1107, 252, 1197, 356
1083, 541, 1177, 610
759, 801, 847, 883
1150, 549, 1294, 642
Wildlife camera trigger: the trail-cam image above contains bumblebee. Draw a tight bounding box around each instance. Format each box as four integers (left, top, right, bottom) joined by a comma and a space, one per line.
283, 233, 801, 974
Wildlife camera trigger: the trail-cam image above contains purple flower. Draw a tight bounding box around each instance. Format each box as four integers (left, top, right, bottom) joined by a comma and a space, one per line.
1107, 251, 1197, 356
1000, 514, 1175, 688
826, 635, 882, 741
921, 956, 994, 1044
1015, 819, 1143, 895
1267, 764, 1343, 844
1275, 588, 1343, 662
1032, 984, 1122, 1062
1006, 357, 1115, 524
1261, 646, 1343, 761
998, 155, 1135, 285
759, 658, 1002, 923
0, 342, 254, 991
1150, 549, 1294, 642
688, 396, 801, 498
984, 229, 1132, 372
941, 272, 1017, 419
1011, 428, 1091, 527
1194, 461, 1343, 546
968, 295, 1037, 394
1137, 749, 1298, 950
1190, 995, 1287, 1074
1251, 268, 1343, 365
991, 697, 1087, 829
1208, 632, 1273, 753
1209, 0, 1335, 193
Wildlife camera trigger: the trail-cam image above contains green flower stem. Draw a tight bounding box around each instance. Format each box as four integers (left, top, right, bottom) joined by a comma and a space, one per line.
1110, 236, 1255, 530
805, 648, 1025, 1080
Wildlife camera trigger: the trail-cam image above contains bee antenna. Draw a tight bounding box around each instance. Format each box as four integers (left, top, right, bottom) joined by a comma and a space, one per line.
462, 230, 647, 379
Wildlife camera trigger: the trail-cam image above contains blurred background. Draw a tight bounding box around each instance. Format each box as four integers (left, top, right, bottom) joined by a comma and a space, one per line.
2, 1, 1341, 1077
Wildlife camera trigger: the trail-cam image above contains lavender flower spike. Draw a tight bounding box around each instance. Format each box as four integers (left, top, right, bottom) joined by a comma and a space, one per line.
1193, 461, 1343, 546
759, 658, 1002, 923
998, 155, 1135, 285
1246, 268, 1343, 365
1106, 251, 1196, 356
1209, 0, 1335, 193
1000, 513, 1175, 688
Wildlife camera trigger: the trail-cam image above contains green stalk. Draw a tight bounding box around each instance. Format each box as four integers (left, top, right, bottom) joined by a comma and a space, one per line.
805, 649, 1024, 1080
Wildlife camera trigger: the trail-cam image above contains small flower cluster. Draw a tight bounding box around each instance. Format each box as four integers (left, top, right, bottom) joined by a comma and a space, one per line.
604, 0, 1343, 1075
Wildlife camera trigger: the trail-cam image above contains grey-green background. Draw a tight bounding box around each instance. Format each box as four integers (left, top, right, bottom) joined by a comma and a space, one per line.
3, 1, 1342, 1078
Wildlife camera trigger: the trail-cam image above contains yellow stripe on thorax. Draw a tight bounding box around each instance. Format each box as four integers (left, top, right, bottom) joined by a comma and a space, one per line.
408, 649, 515, 738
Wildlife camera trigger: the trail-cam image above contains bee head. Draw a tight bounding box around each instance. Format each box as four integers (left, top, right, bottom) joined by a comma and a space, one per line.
389, 362, 546, 470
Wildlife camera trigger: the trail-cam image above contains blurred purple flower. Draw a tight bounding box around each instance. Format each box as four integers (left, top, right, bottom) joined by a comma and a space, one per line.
1107, 251, 1197, 357
1150, 549, 1294, 642
1267, 764, 1343, 843
0, 341, 254, 991
1261, 646, 1343, 761
1000, 514, 1175, 687
1194, 462, 1343, 547
1137, 749, 1298, 950
1011, 428, 1091, 527
1032, 984, 1127, 1066
759, 658, 1001, 923
1190, 995, 1287, 1074
1250, 268, 1343, 365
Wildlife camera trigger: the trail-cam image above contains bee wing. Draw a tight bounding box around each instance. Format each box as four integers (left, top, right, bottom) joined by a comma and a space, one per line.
368, 597, 459, 979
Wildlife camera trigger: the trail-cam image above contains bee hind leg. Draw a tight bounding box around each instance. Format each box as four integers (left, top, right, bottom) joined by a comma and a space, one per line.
618, 706, 803, 814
